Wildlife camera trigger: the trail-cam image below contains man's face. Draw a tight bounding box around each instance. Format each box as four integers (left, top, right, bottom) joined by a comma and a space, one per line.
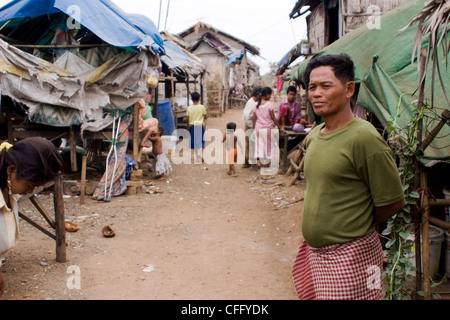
307, 66, 354, 118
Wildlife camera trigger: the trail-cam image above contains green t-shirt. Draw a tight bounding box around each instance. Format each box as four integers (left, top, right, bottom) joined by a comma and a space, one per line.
302, 117, 404, 248
186, 104, 206, 126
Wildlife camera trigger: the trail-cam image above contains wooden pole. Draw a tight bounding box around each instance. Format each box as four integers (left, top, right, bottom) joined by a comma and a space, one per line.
53, 172, 66, 263
11, 42, 110, 49
414, 48, 428, 296
421, 170, 431, 300
80, 156, 87, 204
418, 109, 450, 153
7, 105, 13, 143
133, 102, 139, 163
69, 126, 77, 172
170, 71, 175, 107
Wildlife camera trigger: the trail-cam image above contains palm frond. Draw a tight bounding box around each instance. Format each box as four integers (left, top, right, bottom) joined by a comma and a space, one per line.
398, 0, 450, 107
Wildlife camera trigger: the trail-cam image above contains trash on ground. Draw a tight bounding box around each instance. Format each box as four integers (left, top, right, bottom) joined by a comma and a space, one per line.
143, 265, 155, 272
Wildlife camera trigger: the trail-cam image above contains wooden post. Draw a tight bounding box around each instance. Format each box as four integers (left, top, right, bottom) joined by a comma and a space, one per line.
170, 71, 175, 107
7, 104, 13, 143
133, 102, 139, 162
80, 155, 87, 204
53, 172, 66, 263
153, 86, 159, 119
69, 126, 77, 172
186, 74, 190, 109
200, 73, 204, 105
421, 170, 431, 299
414, 48, 428, 296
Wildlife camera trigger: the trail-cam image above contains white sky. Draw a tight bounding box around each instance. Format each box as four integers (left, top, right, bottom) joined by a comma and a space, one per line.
111, 0, 308, 74
0, 0, 308, 74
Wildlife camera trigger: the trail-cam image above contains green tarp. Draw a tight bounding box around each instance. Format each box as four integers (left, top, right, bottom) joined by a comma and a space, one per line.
290, 0, 449, 165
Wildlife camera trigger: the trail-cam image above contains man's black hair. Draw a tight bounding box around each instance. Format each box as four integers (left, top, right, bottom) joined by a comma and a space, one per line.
306, 53, 355, 84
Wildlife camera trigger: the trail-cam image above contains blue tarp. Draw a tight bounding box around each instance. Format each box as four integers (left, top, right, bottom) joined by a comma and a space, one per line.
160, 40, 206, 76
161, 41, 195, 69
225, 50, 243, 66
0, 0, 164, 53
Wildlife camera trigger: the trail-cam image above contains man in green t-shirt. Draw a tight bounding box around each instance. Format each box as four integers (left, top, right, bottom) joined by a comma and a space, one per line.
292, 54, 405, 300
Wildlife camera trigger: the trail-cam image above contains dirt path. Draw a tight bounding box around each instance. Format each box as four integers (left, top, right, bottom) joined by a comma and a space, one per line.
1, 107, 305, 300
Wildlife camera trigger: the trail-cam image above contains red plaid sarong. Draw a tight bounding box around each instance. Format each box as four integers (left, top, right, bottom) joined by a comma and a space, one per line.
292, 231, 384, 300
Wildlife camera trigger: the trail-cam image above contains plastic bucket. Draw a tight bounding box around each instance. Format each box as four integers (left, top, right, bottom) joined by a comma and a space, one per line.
407, 224, 444, 278
161, 135, 177, 155
443, 188, 450, 222
445, 231, 450, 277
157, 99, 175, 136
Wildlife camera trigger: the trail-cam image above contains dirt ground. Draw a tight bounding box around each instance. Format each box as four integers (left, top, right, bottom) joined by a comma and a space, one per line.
1, 106, 306, 300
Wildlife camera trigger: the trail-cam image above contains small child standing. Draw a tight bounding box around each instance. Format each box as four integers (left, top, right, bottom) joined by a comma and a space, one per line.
222, 122, 242, 177
186, 92, 207, 163
141, 126, 172, 180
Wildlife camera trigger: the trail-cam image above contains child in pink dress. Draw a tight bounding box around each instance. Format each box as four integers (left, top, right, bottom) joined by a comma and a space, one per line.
252, 87, 285, 168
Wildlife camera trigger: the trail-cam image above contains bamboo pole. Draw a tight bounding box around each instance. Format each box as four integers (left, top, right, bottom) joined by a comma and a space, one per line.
133, 102, 139, 163
418, 109, 450, 153
414, 48, 428, 297
69, 126, 77, 172
53, 172, 66, 263
429, 216, 450, 232
80, 156, 87, 205
11, 42, 110, 49
421, 170, 431, 300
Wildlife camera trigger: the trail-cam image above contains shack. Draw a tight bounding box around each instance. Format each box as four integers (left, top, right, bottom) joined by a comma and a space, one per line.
289, 0, 412, 53
158, 31, 208, 131
0, 0, 164, 164
290, 0, 450, 297
178, 22, 260, 115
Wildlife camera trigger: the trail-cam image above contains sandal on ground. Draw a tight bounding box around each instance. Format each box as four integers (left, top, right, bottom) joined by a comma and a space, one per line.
65, 221, 79, 232
102, 225, 115, 238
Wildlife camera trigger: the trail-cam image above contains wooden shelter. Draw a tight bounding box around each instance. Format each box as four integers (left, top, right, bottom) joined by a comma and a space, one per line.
289, 0, 450, 299
289, 0, 411, 54
0, 0, 164, 261
178, 22, 260, 115
155, 32, 208, 129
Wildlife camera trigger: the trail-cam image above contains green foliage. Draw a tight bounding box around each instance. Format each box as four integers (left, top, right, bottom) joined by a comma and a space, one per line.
382, 97, 423, 300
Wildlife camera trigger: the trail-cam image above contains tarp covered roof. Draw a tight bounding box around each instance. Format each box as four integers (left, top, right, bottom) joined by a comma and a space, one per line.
290, 0, 450, 165
189, 32, 244, 66
160, 40, 207, 77
0, 37, 151, 132
0, 0, 164, 53
277, 42, 306, 75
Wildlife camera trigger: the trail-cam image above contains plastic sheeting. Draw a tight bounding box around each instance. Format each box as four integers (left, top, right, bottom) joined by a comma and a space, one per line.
0, 38, 150, 132
0, 0, 164, 53
160, 40, 206, 77
289, 0, 449, 164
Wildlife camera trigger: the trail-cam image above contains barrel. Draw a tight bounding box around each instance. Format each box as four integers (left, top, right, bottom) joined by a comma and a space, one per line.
157, 99, 175, 136
407, 224, 445, 279
445, 230, 450, 277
